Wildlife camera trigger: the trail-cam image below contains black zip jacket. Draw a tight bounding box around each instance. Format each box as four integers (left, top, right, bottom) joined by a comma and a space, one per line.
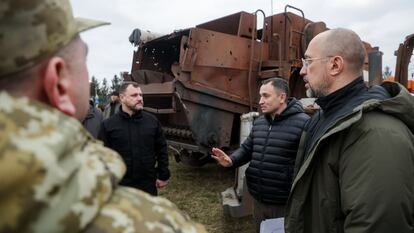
230, 98, 309, 204
98, 108, 170, 192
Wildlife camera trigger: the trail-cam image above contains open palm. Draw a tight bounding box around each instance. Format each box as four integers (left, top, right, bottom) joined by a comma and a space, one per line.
211, 147, 233, 167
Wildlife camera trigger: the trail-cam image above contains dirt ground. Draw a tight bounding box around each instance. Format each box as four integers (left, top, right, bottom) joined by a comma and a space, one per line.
159, 157, 255, 233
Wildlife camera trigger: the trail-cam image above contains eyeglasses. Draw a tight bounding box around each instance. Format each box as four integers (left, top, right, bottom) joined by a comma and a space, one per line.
301, 56, 332, 69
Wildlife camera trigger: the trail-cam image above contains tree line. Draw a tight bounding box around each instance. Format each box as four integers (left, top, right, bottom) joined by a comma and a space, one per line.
90, 74, 123, 106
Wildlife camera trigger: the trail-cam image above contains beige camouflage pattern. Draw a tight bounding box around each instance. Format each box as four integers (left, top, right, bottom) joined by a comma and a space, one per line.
0, 0, 108, 77
0, 91, 207, 233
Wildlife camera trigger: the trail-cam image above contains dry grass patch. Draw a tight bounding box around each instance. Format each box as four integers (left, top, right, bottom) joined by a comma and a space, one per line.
159, 157, 255, 233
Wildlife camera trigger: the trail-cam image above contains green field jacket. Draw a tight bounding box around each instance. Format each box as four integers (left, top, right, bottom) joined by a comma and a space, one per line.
285, 82, 414, 233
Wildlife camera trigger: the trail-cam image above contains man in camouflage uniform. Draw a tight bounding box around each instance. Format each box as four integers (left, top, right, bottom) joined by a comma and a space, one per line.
0, 0, 207, 232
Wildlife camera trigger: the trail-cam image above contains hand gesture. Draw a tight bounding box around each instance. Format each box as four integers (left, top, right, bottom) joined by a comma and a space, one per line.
211, 147, 233, 167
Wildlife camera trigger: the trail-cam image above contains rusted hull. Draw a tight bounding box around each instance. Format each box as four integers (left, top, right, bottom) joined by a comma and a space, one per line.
127, 8, 374, 164
128, 19, 269, 161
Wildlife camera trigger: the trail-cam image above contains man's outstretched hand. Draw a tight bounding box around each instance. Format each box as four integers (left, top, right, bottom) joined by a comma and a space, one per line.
211, 147, 233, 167
156, 179, 168, 188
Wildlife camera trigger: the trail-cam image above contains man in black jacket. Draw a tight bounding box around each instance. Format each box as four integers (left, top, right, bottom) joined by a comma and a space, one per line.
212, 78, 309, 232
98, 81, 170, 195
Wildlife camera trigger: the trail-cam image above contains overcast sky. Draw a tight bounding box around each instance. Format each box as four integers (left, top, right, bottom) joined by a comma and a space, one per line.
72, 0, 414, 82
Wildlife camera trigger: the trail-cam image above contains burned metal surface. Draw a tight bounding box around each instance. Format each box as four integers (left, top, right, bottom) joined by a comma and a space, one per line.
196, 11, 256, 39
126, 6, 375, 165
395, 33, 414, 87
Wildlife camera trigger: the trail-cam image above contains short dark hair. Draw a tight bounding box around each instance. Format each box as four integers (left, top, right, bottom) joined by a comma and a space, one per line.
119, 81, 140, 94
262, 77, 290, 99
111, 91, 119, 96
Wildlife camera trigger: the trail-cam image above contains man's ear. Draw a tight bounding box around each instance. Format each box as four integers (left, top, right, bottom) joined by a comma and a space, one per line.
119, 94, 125, 103
280, 92, 287, 104
43, 57, 76, 116
329, 56, 344, 76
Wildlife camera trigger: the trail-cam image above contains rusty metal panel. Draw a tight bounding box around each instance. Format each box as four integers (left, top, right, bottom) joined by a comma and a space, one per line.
144, 64, 256, 114
182, 28, 269, 70
138, 81, 175, 95
238, 12, 256, 38
171, 65, 257, 110
175, 80, 251, 114
179, 35, 196, 72
263, 12, 308, 62
189, 66, 258, 103
132, 30, 189, 76
196, 11, 255, 38
131, 70, 174, 85
301, 22, 328, 53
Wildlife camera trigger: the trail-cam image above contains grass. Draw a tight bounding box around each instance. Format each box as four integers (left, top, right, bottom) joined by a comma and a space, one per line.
159, 157, 255, 233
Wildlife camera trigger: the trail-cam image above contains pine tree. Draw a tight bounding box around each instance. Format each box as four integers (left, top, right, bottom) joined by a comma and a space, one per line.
90, 76, 100, 103
98, 78, 110, 105
110, 74, 122, 93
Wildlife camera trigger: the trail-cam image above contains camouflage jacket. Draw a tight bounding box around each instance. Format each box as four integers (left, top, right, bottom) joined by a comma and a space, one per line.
0, 91, 207, 233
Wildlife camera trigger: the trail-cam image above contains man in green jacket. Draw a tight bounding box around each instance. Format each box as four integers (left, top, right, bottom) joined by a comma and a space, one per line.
285, 28, 414, 233
0, 0, 206, 232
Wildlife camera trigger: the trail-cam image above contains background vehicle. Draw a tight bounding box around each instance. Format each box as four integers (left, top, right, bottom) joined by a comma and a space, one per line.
384, 33, 414, 93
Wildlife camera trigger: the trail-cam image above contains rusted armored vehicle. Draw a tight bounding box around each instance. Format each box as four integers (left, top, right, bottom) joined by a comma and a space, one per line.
125, 5, 378, 165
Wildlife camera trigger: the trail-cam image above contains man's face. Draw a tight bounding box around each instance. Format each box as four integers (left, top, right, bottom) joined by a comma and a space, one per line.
110, 95, 119, 102
259, 82, 285, 115
120, 85, 143, 113
67, 39, 90, 120
300, 38, 330, 98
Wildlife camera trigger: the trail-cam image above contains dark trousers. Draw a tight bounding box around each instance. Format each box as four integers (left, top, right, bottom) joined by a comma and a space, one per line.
120, 178, 157, 196
253, 198, 285, 233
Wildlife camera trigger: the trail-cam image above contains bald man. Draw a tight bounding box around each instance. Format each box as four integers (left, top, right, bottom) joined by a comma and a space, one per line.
284, 28, 414, 233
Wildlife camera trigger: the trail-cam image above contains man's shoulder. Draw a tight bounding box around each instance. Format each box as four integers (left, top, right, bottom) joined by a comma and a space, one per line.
85, 187, 207, 233
295, 111, 310, 120
356, 110, 409, 133
288, 112, 310, 128
253, 114, 267, 124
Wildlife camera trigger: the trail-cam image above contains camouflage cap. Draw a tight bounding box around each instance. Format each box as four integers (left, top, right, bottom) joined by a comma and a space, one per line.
0, 0, 109, 77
